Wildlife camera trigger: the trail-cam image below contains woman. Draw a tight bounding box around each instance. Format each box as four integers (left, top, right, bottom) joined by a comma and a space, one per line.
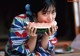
5, 0, 58, 56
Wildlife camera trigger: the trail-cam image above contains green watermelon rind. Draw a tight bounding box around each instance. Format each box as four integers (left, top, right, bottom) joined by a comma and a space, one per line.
26, 21, 57, 34
36, 28, 52, 34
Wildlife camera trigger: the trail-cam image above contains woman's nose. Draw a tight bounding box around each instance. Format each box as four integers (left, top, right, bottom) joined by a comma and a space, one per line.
48, 14, 53, 21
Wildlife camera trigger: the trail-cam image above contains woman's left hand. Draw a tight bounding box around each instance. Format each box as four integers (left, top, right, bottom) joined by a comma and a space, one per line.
41, 25, 58, 49
43, 25, 58, 38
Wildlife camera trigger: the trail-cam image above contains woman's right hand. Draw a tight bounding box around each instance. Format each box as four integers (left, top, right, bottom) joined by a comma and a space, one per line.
26, 22, 37, 38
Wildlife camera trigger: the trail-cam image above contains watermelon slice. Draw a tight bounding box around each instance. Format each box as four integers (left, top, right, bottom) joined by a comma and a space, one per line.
26, 21, 57, 34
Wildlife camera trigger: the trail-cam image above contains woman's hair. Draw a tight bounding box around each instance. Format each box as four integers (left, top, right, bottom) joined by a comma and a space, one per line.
26, 0, 56, 15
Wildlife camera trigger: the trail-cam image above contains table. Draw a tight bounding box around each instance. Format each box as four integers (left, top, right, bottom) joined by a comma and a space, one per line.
56, 52, 80, 56
55, 41, 80, 56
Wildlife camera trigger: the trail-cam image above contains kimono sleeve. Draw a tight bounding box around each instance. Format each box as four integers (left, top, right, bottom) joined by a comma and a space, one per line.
36, 33, 58, 55
47, 35, 58, 53
9, 15, 31, 55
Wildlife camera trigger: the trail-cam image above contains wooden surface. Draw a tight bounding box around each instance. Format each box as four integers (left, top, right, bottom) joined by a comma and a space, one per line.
0, 40, 80, 56
55, 48, 80, 56
55, 41, 80, 56
56, 52, 80, 56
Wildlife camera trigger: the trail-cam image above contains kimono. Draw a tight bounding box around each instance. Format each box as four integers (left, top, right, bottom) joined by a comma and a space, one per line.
5, 14, 58, 56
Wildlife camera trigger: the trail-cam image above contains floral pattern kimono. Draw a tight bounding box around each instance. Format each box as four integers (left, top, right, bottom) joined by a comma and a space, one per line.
5, 14, 58, 56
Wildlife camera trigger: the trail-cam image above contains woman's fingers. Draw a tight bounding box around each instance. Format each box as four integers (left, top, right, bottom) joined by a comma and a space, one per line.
26, 24, 32, 34
30, 27, 34, 33
54, 26, 58, 32
47, 25, 58, 36
48, 28, 51, 36
30, 27, 37, 34
52, 26, 55, 33
34, 28, 37, 34
52, 25, 58, 34
45, 32, 47, 35
26, 23, 37, 38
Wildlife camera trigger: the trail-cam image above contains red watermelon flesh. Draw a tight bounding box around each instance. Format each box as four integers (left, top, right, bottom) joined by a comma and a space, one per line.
26, 21, 57, 34
29, 21, 57, 28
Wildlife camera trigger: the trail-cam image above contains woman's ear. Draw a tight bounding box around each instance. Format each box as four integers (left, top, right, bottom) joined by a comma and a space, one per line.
32, 13, 38, 22
32, 13, 37, 18
33, 13, 36, 16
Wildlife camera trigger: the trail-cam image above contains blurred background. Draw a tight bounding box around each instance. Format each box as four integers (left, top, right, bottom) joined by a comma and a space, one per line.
0, 0, 80, 53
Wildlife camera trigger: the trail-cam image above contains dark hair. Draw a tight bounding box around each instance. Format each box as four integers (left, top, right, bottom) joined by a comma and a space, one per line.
27, 0, 56, 14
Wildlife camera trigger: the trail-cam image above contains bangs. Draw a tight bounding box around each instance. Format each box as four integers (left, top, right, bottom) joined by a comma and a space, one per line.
42, 0, 56, 12
27, 0, 56, 14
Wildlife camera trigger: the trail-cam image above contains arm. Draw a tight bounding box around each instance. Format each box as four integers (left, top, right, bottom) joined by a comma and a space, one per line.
41, 33, 58, 50
41, 26, 58, 50
26, 35, 37, 52
10, 14, 37, 55
25, 22, 37, 52
37, 26, 58, 54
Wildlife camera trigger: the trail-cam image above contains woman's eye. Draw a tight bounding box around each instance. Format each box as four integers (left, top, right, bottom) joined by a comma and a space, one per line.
43, 12, 49, 16
43, 12, 47, 14
52, 10, 56, 14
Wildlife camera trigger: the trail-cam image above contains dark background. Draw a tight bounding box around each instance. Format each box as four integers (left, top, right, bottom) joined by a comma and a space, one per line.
0, 0, 75, 41
56, 0, 75, 41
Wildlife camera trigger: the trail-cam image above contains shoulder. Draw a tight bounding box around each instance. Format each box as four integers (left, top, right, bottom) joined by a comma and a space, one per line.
16, 14, 27, 19
18, 14, 27, 18
13, 14, 30, 24
14, 14, 29, 21
14, 14, 28, 20
12, 14, 28, 24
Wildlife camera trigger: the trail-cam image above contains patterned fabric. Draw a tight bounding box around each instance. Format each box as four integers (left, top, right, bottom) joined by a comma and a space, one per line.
5, 14, 58, 56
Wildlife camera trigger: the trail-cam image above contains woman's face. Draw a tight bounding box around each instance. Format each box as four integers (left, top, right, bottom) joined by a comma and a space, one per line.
36, 6, 56, 23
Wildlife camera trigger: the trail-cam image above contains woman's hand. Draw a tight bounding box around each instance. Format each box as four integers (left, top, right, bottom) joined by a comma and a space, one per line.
43, 25, 58, 38
26, 23, 37, 38
26, 23, 37, 52
41, 25, 58, 49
